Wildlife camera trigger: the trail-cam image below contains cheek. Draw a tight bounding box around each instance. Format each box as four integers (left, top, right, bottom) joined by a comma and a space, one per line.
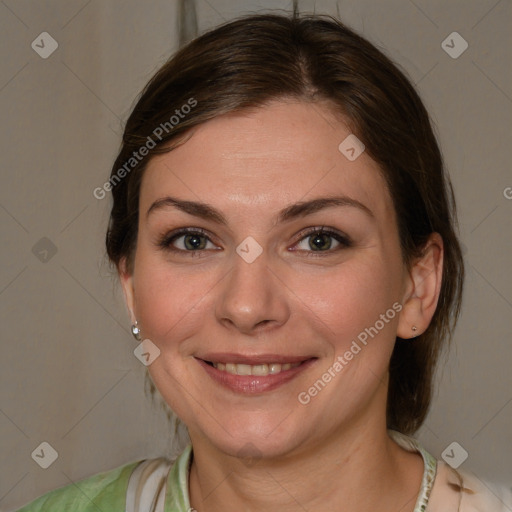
132, 253, 220, 347
292, 255, 402, 346
290, 256, 403, 414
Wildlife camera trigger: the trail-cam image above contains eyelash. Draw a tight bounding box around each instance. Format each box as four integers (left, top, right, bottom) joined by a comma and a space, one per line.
157, 226, 352, 258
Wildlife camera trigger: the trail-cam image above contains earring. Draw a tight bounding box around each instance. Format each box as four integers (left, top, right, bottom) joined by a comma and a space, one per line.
411, 326, 418, 335
131, 321, 141, 341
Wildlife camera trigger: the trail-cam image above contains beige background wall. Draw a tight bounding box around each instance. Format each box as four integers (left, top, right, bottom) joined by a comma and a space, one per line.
1, 0, 510, 509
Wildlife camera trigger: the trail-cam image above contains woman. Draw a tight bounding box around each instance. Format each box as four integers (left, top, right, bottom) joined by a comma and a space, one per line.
16, 11, 510, 512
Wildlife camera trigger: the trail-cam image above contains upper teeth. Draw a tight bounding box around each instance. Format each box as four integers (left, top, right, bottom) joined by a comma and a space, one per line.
212, 362, 301, 376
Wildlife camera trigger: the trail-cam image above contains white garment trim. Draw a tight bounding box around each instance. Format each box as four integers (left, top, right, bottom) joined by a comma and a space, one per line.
126, 458, 173, 512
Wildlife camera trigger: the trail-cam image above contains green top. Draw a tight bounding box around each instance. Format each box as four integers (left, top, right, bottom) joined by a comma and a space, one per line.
15, 433, 437, 511
15, 459, 139, 511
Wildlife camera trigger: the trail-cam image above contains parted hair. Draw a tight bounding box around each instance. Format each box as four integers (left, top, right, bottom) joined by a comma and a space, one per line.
106, 13, 464, 435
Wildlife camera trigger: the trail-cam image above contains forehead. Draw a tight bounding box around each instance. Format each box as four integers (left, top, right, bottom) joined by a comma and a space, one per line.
140, 100, 394, 224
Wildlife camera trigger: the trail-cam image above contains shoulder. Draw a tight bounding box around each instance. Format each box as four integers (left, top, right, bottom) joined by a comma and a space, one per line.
387, 431, 512, 512
428, 460, 512, 511
15, 459, 143, 512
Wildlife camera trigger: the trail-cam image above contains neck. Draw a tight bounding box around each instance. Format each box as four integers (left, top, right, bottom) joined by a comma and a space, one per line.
188, 411, 424, 512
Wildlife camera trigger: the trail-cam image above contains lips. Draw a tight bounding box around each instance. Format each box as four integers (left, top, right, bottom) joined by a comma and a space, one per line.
196, 354, 316, 394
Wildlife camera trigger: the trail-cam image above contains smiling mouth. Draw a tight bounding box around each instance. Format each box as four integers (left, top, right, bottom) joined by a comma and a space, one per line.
197, 356, 316, 393
205, 361, 302, 376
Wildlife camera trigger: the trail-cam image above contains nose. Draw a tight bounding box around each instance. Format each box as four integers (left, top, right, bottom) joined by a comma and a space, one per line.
215, 248, 290, 336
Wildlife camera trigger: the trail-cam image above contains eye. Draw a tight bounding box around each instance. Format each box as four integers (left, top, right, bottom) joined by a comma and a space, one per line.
292, 227, 351, 255
158, 228, 218, 253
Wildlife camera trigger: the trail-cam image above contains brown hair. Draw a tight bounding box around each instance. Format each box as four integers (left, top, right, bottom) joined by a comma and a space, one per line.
105, 13, 464, 435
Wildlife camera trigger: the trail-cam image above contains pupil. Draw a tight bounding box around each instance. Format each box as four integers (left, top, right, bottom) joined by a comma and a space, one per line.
310, 233, 331, 251
185, 234, 204, 250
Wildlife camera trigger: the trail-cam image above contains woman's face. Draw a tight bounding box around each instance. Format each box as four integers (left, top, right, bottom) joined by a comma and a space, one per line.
121, 100, 414, 459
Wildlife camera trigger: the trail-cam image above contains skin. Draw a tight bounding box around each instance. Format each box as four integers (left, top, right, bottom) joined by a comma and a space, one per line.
120, 99, 443, 511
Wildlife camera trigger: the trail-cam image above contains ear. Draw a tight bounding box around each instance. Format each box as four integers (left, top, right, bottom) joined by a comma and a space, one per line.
397, 233, 444, 339
118, 256, 137, 325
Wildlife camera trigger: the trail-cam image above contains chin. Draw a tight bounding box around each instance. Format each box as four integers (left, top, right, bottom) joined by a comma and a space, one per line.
191, 410, 313, 462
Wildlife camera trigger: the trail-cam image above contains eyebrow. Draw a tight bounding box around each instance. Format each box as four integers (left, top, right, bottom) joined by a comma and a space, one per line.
146, 195, 374, 225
